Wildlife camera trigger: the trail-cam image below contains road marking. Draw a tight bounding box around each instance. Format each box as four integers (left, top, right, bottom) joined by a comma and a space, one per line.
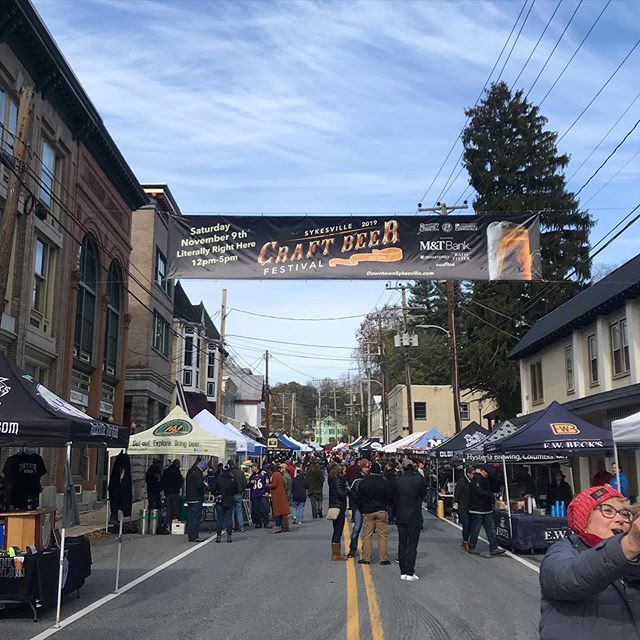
425, 507, 541, 574
344, 519, 360, 640
30, 536, 215, 640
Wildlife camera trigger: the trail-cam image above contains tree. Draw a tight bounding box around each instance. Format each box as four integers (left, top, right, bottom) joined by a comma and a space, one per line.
459, 82, 593, 415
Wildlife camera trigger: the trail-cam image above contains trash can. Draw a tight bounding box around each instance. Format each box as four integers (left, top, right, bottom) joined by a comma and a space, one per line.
437, 499, 445, 519
149, 509, 160, 535
139, 508, 148, 535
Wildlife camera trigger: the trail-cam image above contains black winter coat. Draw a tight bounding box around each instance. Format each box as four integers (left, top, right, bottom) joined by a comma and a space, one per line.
145, 465, 162, 494
454, 476, 472, 512
214, 471, 239, 505
291, 475, 308, 503
357, 474, 393, 514
108, 452, 132, 517
393, 470, 427, 523
230, 467, 247, 493
328, 474, 348, 510
185, 465, 206, 502
468, 472, 495, 513
161, 465, 183, 495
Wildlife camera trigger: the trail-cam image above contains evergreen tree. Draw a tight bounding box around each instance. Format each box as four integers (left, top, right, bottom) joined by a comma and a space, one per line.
459, 82, 593, 415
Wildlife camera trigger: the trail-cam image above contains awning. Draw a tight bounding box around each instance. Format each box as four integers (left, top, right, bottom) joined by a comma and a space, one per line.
428, 422, 490, 459
194, 409, 252, 453
380, 431, 425, 453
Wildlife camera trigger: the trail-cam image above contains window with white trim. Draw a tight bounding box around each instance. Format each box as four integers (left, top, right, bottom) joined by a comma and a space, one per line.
460, 403, 470, 421
155, 248, 170, 294
565, 345, 574, 393
588, 334, 598, 385
0, 89, 17, 153
413, 402, 427, 420
30, 237, 55, 333
611, 319, 630, 376
530, 360, 543, 404
153, 312, 170, 357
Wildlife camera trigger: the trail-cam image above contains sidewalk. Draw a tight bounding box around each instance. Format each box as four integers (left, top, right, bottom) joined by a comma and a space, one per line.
66, 500, 146, 537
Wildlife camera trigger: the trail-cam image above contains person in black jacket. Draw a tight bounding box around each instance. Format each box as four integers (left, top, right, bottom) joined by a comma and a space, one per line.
213, 464, 239, 543
393, 459, 427, 581
145, 458, 163, 510
161, 459, 183, 524
291, 469, 308, 525
347, 460, 370, 558
546, 470, 573, 513
468, 464, 505, 556
185, 458, 208, 542
328, 463, 348, 560
454, 466, 475, 552
357, 462, 394, 565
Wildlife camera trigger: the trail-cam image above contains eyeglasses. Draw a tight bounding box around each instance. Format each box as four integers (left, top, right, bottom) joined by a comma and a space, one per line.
594, 504, 633, 522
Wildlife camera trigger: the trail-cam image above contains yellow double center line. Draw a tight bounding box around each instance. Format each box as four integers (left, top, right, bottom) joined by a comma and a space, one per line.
344, 519, 384, 640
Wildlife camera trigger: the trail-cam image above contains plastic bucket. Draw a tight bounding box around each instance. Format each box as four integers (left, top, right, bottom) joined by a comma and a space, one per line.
149, 509, 159, 535
139, 509, 148, 535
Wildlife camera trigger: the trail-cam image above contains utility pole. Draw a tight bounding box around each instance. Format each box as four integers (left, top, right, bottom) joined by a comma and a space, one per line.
376, 313, 389, 444
265, 350, 270, 431
215, 288, 227, 419
332, 384, 338, 420
0, 85, 34, 317
366, 343, 372, 437
290, 392, 295, 432
417, 201, 468, 432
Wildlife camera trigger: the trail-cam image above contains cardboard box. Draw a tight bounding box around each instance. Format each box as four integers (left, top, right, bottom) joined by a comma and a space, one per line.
171, 521, 186, 535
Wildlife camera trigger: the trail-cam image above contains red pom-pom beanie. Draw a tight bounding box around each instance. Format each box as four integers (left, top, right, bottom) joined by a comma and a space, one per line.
567, 484, 625, 547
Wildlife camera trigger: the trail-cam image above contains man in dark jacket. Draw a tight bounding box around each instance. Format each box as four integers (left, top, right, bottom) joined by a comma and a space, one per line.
229, 460, 247, 532
213, 464, 239, 543
454, 466, 475, 551
161, 459, 183, 524
291, 469, 308, 524
356, 462, 393, 565
347, 460, 370, 558
540, 484, 640, 640
468, 464, 505, 556
185, 458, 208, 542
393, 458, 427, 581
145, 458, 163, 510
306, 461, 325, 518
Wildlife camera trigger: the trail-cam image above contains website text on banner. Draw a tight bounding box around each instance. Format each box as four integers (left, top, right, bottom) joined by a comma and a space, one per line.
167, 214, 541, 281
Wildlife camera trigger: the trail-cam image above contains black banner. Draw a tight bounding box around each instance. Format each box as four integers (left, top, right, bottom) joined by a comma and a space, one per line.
167, 214, 541, 280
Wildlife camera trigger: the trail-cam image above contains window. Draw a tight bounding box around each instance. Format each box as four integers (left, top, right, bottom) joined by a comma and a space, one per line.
30, 237, 55, 332
40, 140, 57, 207
0, 89, 18, 152
611, 319, 630, 376
24, 362, 48, 385
460, 403, 470, 421
207, 382, 215, 397
530, 361, 543, 404
588, 334, 598, 385
153, 313, 170, 357
195, 337, 200, 368
184, 336, 193, 367
183, 369, 192, 386
414, 402, 427, 420
103, 262, 122, 377
155, 248, 169, 294
207, 348, 215, 379
565, 345, 574, 393
74, 236, 98, 363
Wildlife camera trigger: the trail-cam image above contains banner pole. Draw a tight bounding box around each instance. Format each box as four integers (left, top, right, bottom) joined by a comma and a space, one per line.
54, 442, 72, 628
502, 455, 512, 546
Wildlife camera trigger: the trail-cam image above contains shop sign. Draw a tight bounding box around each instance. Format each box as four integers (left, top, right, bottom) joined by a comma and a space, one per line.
543, 528, 569, 542
99, 400, 114, 415
267, 437, 278, 448
70, 389, 89, 407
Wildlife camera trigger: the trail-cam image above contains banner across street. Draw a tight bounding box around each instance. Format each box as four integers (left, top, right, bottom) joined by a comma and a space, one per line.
167, 214, 541, 281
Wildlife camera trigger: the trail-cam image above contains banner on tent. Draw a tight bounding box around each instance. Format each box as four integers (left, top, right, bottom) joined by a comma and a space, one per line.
167, 214, 541, 281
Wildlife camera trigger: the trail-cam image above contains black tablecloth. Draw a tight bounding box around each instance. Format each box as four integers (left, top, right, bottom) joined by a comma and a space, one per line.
493, 510, 569, 552
0, 536, 91, 608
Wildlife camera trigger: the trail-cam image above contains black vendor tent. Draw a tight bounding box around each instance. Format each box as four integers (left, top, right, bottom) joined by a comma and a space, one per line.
428, 422, 490, 459
0, 353, 129, 448
485, 401, 613, 454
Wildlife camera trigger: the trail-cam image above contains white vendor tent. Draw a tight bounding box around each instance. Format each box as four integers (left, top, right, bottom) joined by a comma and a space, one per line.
380, 431, 426, 453
194, 409, 251, 453
122, 406, 236, 459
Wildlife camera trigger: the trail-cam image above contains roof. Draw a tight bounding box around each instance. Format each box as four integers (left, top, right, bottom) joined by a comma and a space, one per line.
428, 422, 489, 459
6, 0, 147, 210
172, 283, 220, 340
509, 254, 640, 359
142, 184, 182, 216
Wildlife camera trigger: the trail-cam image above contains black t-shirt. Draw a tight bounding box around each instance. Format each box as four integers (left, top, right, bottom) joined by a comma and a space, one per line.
3, 452, 47, 507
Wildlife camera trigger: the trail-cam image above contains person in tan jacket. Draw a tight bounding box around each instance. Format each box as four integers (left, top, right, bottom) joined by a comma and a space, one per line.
268, 464, 291, 533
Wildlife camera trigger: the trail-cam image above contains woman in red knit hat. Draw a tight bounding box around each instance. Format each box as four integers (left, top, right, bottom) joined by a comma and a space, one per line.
539, 484, 640, 639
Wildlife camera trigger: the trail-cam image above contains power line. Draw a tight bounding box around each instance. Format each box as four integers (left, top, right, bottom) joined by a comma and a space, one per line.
228, 308, 369, 322
226, 333, 355, 350
582, 148, 640, 207
496, 0, 537, 83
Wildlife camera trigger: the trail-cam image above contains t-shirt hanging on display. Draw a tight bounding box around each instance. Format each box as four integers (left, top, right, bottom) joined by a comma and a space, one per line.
2, 451, 47, 510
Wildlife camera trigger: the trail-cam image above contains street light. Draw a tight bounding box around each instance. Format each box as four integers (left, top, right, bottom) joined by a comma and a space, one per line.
415, 324, 450, 336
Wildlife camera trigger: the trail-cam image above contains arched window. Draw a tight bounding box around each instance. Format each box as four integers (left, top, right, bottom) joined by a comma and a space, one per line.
74, 235, 98, 363
103, 261, 122, 377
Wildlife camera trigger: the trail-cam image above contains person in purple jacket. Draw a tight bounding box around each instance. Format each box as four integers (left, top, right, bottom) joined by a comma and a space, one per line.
248, 463, 271, 528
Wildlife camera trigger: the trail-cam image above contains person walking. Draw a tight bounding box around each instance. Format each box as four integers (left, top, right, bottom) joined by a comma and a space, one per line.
328, 462, 348, 560
307, 460, 325, 518
145, 458, 163, 510
467, 464, 506, 556
213, 464, 239, 543
347, 459, 369, 558
291, 468, 308, 525
454, 466, 475, 551
229, 460, 247, 532
248, 463, 271, 528
540, 484, 640, 639
268, 464, 291, 533
357, 462, 393, 566
393, 458, 427, 581
280, 462, 293, 505
185, 458, 208, 542
384, 461, 398, 525
161, 459, 183, 525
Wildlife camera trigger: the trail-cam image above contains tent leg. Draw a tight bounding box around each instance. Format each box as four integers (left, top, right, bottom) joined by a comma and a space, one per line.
502, 456, 512, 548
614, 443, 621, 493
105, 456, 111, 533
55, 442, 72, 628
115, 511, 124, 593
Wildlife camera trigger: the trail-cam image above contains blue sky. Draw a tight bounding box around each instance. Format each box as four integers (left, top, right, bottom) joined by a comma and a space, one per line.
34, 0, 640, 384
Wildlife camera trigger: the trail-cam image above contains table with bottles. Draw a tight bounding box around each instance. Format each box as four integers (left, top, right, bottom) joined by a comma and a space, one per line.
493, 509, 570, 553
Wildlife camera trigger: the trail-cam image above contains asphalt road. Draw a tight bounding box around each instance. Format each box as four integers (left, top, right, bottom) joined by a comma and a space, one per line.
3, 506, 541, 640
